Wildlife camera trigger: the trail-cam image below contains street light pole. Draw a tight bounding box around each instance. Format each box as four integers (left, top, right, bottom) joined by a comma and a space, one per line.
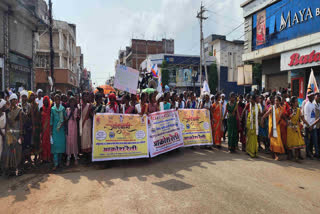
49, 0, 55, 91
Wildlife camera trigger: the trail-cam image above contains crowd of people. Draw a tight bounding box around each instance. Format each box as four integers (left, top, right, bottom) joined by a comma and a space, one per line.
0, 87, 318, 177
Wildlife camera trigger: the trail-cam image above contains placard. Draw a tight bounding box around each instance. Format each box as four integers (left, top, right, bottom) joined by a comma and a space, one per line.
114, 64, 139, 94
148, 110, 184, 157
92, 113, 148, 161
178, 109, 213, 147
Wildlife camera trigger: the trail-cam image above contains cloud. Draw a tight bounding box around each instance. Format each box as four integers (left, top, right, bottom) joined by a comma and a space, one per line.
50, 0, 244, 85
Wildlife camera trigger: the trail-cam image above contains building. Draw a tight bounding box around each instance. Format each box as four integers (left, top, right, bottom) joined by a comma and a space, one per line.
120, 39, 174, 70
140, 54, 215, 95
0, 0, 48, 91
35, 20, 78, 93
80, 68, 92, 91
204, 34, 245, 95
75, 46, 84, 89
241, 0, 320, 102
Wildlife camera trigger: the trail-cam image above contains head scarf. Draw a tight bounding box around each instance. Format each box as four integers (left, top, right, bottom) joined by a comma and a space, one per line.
109, 93, 116, 101
28, 91, 34, 99
37, 89, 43, 95
0, 99, 6, 109
42, 96, 51, 113
20, 90, 28, 97
108, 93, 118, 113
9, 93, 18, 101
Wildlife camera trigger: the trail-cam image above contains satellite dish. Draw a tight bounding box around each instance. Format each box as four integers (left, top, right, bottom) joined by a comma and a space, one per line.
148, 79, 157, 89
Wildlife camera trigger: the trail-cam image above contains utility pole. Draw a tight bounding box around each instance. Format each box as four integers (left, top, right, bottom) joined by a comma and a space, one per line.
197, 2, 208, 85
49, 0, 55, 91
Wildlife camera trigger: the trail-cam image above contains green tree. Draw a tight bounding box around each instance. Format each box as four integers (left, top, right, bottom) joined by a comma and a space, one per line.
252, 63, 262, 86
161, 60, 169, 86
208, 63, 218, 93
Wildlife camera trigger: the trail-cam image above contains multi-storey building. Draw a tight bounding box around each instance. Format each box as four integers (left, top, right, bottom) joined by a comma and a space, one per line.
204, 34, 245, 95
0, 0, 48, 91
120, 39, 174, 70
35, 20, 78, 93
241, 0, 320, 103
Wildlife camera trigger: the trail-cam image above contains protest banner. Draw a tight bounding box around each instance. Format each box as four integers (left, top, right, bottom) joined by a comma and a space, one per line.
114, 64, 139, 94
178, 109, 213, 147
92, 113, 148, 161
148, 109, 184, 157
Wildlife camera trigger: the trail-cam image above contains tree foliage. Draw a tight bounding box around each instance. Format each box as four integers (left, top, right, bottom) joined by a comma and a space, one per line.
161, 60, 169, 86
253, 63, 262, 86
208, 63, 218, 93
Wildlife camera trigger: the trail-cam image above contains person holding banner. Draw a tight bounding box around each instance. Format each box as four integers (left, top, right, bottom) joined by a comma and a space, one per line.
105, 93, 119, 113
211, 94, 223, 148
136, 92, 148, 115
237, 95, 246, 152
94, 93, 106, 114
224, 92, 238, 153
148, 93, 159, 114
262, 96, 285, 161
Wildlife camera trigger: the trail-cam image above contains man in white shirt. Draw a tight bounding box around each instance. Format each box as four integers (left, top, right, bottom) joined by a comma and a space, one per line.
36, 89, 43, 110
304, 91, 319, 159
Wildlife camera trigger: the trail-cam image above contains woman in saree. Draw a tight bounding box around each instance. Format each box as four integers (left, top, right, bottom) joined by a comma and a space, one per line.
50, 94, 67, 170
211, 94, 222, 148
80, 91, 93, 154
244, 95, 261, 158
262, 96, 285, 161
287, 96, 308, 162
0, 99, 7, 176
148, 93, 159, 114
224, 92, 238, 152
29, 92, 41, 164
237, 95, 246, 151
20, 90, 32, 165
41, 96, 51, 163
3, 94, 23, 176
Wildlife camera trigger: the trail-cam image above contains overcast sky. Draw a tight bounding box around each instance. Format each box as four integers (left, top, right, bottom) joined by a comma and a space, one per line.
48, 0, 244, 86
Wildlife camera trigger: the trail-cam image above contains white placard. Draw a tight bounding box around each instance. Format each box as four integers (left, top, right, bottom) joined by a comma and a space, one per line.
114, 64, 139, 94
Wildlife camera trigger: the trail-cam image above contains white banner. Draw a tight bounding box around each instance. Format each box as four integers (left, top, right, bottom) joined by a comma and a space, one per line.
281, 44, 320, 71
148, 109, 184, 158
114, 64, 139, 94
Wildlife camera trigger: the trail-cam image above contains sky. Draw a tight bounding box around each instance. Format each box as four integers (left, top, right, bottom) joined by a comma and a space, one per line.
47, 0, 244, 86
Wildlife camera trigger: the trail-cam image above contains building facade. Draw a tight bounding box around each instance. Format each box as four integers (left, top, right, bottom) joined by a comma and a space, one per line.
141, 54, 214, 95
121, 39, 174, 70
35, 20, 78, 93
241, 0, 320, 102
205, 34, 245, 95
0, 0, 47, 91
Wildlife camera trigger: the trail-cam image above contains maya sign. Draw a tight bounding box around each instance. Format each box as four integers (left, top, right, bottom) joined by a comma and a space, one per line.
281, 44, 320, 71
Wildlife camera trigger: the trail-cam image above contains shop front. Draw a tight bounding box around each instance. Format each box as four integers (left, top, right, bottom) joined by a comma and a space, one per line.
281, 44, 320, 105
9, 52, 32, 90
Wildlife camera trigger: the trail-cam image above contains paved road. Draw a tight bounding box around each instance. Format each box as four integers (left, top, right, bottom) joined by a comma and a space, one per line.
1, 145, 320, 214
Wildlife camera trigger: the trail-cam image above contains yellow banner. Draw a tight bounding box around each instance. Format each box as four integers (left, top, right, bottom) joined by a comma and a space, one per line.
92, 113, 148, 161
178, 109, 213, 147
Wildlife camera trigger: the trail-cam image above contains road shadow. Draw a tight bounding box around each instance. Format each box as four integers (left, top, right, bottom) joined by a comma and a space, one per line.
0, 141, 320, 203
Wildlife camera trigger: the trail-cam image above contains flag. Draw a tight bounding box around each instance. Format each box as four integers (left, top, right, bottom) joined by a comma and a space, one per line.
202, 80, 210, 95
307, 69, 319, 94
151, 64, 158, 78
157, 69, 163, 93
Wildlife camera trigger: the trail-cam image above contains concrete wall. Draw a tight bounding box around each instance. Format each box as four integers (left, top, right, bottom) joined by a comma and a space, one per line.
9, 15, 34, 58
261, 57, 281, 75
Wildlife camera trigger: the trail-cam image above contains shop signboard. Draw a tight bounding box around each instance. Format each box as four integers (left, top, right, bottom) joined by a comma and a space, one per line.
281, 44, 320, 71
252, 0, 320, 51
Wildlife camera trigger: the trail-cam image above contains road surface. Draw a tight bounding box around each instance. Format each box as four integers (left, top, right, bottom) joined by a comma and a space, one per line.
1, 145, 320, 214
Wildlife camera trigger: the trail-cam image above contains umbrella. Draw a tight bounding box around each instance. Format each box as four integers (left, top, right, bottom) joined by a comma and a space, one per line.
142, 88, 155, 94
94, 85, 115, 95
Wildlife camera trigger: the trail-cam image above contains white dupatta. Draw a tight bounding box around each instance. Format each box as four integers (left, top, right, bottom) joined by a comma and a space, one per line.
272, 105, 278, 137
250, 103, 262, 135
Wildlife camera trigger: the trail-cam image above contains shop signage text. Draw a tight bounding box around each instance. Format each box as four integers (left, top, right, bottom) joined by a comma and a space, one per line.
288, 50, 320, 67
280, 8, 320, 31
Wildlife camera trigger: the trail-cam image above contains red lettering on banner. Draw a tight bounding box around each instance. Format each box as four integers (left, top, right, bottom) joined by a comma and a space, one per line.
288, 50, 320, 67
